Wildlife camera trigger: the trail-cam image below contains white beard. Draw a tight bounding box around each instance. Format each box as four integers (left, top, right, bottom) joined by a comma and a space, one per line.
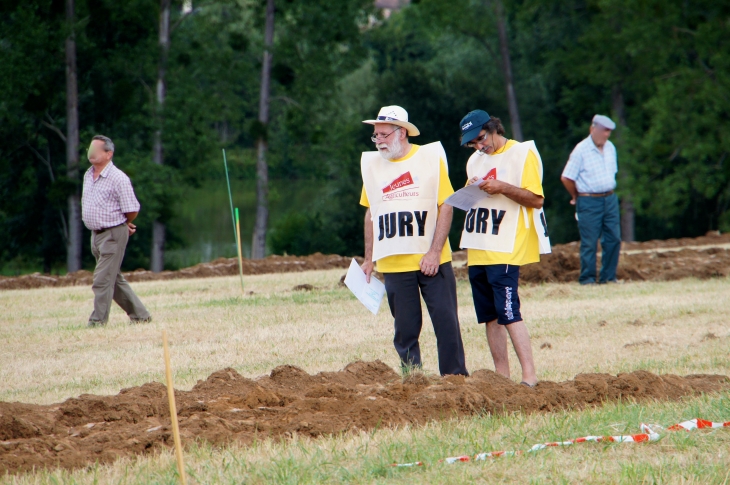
377, 135, 403, 161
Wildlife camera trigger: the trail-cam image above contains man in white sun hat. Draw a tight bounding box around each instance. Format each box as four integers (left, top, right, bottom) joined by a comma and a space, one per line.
359, 105, 468, 377
561, 114, 621, 285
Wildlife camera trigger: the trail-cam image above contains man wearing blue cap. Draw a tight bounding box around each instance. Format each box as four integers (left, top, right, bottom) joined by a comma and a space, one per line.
455, 110, 551, 387
560, 115, 621, 285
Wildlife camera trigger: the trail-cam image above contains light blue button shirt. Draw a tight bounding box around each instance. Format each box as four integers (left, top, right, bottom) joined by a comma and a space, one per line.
562, 136, 618, 193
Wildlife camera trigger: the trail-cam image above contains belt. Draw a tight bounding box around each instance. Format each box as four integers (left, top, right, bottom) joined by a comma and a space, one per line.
93, 223, 125, 234
577, 190, 614, 197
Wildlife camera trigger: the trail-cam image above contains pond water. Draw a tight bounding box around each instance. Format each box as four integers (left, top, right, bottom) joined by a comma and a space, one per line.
166, 179, 333, 268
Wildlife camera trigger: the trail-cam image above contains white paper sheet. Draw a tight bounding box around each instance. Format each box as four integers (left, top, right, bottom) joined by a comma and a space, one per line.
344, 258, 386, 315
444, 183, 490, 212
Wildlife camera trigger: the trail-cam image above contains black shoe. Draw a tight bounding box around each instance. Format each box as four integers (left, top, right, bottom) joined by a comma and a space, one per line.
130, 316, 152, 324
87, 320, 106, 328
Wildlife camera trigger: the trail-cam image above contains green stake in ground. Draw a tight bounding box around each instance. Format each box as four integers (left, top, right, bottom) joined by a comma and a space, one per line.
222, 149, 237, 248
235, 207, 245, 293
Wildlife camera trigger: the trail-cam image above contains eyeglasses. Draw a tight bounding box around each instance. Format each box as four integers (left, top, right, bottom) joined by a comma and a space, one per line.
371, 127, 401, 143
465, 133, 489, 148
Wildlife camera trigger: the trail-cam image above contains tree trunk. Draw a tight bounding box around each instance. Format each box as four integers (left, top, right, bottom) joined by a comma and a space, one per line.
150, 0, 170, 272
65, 0, 82, 273
612, 85, 635, 242
251, 0, 275, 260
493, 0, 523, 141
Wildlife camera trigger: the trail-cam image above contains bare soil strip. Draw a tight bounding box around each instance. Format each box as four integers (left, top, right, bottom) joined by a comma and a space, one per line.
1, 361, 727, 474
512, 243, 730, 285
3, 233, 730, 291
619, 231, 730, 251
0, 254, 357, 291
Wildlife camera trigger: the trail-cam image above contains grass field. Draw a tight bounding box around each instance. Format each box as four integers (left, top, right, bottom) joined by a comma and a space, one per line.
1, 270, 729, 483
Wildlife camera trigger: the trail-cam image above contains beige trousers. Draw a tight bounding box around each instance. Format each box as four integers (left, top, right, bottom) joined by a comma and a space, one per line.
89, 223, 150, 323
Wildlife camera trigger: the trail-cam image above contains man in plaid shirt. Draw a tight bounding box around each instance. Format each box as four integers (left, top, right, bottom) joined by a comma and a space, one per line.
82, 135, 151, 327
560, 115, 621, 285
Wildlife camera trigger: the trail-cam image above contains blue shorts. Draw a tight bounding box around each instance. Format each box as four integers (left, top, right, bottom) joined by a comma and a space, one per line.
468, 264, 522, 325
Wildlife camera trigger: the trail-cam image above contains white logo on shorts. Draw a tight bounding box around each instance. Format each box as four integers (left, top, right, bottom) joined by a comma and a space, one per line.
504, 287, 514, 320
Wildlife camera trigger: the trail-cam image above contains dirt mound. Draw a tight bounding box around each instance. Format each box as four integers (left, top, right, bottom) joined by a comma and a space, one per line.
524, 244, 730, 284
620, 230, 730, 251
453, 242, 730, 284
1, 361, 727, 474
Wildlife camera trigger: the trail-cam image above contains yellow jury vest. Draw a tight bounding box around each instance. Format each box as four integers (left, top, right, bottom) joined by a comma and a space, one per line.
459, 141, 551, 254
361, 142, 446, 262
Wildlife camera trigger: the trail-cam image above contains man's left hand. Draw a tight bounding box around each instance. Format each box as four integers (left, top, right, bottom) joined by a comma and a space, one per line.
127, 223, 137, 236
478, 179, 508, 195
419, 250, 440, 277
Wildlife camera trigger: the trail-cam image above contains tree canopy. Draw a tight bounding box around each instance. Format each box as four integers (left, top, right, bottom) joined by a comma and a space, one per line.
1, 0, 728, 273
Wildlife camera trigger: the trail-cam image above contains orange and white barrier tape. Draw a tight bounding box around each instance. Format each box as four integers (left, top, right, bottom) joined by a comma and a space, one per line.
667, 418, 730, 431
392, 418, 729, 467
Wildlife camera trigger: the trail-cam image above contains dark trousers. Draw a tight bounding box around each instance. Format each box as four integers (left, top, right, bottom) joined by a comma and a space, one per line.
576, 193, 621, 284
383, 262, 468, 376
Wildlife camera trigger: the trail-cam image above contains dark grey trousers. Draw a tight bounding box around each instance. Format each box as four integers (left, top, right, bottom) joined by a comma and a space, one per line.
383, 262, 468, 376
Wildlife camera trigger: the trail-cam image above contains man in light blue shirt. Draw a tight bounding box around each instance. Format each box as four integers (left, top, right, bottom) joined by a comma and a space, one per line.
561, 115, 621, 284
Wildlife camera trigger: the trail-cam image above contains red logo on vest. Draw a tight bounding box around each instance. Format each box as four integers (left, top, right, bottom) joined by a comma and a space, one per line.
482, 168, 497, 181
383, 171, 414, 193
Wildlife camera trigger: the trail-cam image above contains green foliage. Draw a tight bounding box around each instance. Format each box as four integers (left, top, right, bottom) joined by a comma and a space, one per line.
1, 0, 729, 271
520, 0, 730, 240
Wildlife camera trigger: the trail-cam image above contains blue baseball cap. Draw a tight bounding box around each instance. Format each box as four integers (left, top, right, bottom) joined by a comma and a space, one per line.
459, 109, 490, 146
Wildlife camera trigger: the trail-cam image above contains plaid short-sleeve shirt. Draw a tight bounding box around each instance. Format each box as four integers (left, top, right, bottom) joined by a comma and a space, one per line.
81, 162, 141, 231
562, 136, 618, 193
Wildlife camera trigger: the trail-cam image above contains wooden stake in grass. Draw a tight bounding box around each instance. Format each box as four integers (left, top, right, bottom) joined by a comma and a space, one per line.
235, 207, 245, 293
163, 330, 187, 485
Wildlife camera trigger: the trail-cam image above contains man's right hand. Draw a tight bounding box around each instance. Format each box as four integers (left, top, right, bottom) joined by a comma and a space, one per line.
361, 260, 374, 284
560, 176, 578, 207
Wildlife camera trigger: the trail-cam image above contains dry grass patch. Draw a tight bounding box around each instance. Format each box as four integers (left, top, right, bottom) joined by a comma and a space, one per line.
1, 272, 729, 405
1, 271, 729, 482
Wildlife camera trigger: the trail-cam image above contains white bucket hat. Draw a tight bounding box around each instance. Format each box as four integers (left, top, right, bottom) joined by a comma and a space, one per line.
362, 105, 420, 136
